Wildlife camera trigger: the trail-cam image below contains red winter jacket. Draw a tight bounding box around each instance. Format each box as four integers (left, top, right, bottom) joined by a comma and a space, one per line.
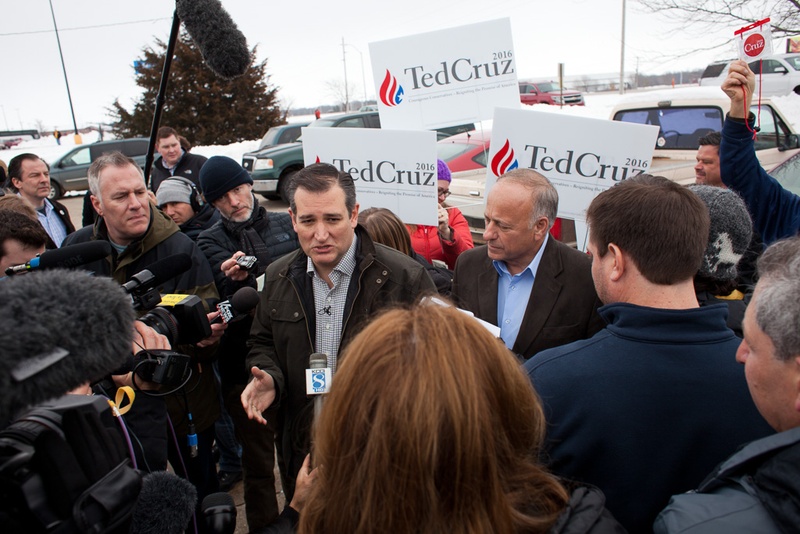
409, 206, 473, 270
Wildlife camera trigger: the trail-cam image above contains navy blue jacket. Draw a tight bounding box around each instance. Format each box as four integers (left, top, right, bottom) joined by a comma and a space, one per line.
720, 115, 800, 243
525, 303, 773, 534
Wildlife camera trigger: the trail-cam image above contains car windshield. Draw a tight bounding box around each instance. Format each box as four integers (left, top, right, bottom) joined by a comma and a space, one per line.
783, 55, 800, 70
770, 153, 800, 196
701, 63, 728, 79
614, 106, 723, 150
437, 142, 478, 161
308, 118, 338, 128
260, 128, 283, 146
536, 82, 559, 92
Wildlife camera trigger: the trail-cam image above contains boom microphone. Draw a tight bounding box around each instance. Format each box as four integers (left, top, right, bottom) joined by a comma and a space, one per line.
0, 270, 134, 423
4, 240, 112, 276
212, 286, 260, 324
176, 0, 251, 79
130, 471, 197, 534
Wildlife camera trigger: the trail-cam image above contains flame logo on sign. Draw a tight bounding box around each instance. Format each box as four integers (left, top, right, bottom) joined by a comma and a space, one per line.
379, 70, 404, 107
490, 140, 519, 177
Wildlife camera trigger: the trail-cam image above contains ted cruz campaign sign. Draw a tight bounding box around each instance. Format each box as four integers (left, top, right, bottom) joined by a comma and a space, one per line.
488, 108, 659, 250
302, 127, 439, 226
369, 18, 520, 131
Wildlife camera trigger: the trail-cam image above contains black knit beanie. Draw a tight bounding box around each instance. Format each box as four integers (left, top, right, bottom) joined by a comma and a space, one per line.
199, 155, 253, 204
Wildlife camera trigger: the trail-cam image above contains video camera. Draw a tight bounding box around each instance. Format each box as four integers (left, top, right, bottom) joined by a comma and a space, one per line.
123, 254, 212, 347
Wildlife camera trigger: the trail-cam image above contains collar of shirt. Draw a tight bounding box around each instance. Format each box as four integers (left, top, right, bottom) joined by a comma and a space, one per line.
306, 234, 359, 285
492, 233, 549, 281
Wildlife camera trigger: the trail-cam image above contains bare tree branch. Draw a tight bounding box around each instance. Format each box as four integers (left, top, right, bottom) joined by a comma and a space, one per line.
636, 0, 800, 37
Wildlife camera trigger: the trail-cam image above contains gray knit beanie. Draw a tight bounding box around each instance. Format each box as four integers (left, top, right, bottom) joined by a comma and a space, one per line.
156, 177, 194, 207
688, 184, 753, 281
199, 155, 253, 204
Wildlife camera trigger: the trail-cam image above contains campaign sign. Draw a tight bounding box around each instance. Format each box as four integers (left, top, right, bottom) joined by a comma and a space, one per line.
302, 127, 438, 226
369, 18, 520, 130
488, 107, 659, 250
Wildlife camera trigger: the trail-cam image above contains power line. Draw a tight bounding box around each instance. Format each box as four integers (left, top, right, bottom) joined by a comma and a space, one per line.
0, 17, 170, 37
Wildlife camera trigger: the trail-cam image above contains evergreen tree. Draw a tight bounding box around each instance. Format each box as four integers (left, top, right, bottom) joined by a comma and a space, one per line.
109, 32, 282, 145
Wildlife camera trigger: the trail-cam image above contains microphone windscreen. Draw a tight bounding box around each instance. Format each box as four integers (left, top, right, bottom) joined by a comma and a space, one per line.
146, 253, 193, 287
36, 241, 113, 270
131, 471, 197, 534
0, 271, 134, 422
230, 286, 259, 313
176, 0, 251, 79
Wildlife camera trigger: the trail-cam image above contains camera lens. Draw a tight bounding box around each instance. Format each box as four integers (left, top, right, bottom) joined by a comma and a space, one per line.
138, 307, 179, 346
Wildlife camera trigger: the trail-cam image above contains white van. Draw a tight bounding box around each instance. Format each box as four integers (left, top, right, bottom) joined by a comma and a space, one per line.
699, 54, 800, 97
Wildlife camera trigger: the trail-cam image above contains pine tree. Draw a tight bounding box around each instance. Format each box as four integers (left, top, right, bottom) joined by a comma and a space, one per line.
109, 32, 282, 145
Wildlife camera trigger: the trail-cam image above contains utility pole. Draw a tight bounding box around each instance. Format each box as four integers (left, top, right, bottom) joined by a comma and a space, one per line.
49, 0, 81, 144
619, 0, 626, 95
341, 37, 350, 112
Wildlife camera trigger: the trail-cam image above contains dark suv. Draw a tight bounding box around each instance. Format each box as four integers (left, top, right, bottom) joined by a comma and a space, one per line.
48, 138, 149, 199
242, 111, 473, 202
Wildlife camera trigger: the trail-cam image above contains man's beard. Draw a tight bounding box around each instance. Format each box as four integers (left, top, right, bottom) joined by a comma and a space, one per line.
228, 206, 253, 223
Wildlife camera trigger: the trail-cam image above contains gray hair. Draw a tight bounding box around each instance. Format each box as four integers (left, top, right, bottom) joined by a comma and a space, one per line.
88, 152, 144, 199
497, 168, 558, 230
754, 236, 800, 361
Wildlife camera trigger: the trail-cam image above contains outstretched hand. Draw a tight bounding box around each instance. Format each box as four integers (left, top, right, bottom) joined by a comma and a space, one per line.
241, 366, 276, 425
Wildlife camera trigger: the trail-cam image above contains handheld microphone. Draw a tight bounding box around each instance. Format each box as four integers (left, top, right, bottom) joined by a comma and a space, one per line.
4, 240, 112, 276
212, 286, 260, 324
306, 352, 331, 395
201, 492, 237, 534
0, 271, 134, 423
130, 471, 197, 534
176, 0, 251, 79
122, 253, 193, 294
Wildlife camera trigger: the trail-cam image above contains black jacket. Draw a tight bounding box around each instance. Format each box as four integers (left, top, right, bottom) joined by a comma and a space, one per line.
197, 204, 299, 386
551, 485, 627, 534
150, 152, 208, 193
180, 202, 220, 242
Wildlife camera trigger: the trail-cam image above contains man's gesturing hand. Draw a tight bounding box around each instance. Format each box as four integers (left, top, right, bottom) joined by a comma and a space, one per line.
241, 366, 276, 425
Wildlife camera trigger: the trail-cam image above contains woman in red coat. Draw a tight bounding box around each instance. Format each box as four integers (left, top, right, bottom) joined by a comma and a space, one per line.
408, 159, 473, 269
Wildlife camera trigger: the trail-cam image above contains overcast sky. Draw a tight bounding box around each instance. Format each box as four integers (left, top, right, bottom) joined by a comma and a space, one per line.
0, 0, 753, 132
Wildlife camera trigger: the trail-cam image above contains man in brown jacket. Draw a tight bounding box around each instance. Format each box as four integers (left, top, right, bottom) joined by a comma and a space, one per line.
451, 168, 603, 360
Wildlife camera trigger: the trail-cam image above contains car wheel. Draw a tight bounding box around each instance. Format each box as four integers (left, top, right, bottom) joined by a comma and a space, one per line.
278, 168, 302, 203
794, 86, 800, 95
48, 181, 63, 200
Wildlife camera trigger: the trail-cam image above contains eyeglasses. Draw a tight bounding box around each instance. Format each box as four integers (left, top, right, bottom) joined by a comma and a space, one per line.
437, 188, 451, 198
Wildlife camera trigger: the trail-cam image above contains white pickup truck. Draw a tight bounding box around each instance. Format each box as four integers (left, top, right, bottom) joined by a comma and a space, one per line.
447, 87, 800, 243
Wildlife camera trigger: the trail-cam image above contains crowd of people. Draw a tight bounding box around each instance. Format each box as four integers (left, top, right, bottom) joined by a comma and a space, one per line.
1, 60, 800, 533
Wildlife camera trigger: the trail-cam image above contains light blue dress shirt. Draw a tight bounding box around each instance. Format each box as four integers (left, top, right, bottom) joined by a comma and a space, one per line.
493, 234, 549, 351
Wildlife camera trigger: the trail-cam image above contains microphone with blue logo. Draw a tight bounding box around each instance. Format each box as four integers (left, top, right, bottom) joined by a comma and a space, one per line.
306, 353, 332, 396
307, 352, 331, 426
